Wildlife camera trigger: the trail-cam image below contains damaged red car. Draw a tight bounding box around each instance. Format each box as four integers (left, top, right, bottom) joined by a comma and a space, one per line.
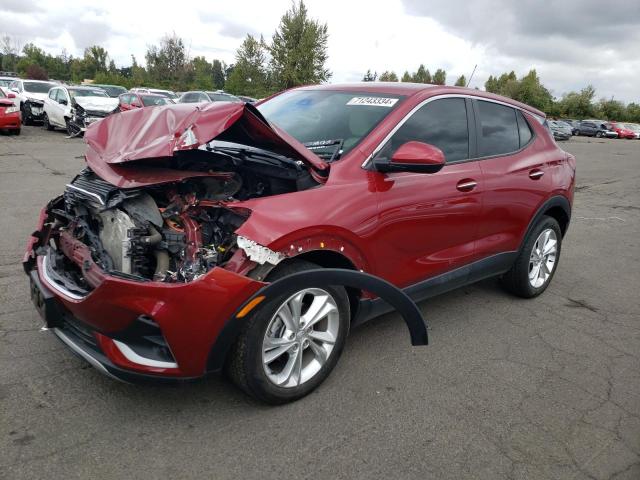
24, 84, 575, 403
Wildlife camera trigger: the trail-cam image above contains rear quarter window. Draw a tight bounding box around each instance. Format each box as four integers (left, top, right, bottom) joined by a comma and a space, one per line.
516, 111, 533, 147
476, 100, 519, 157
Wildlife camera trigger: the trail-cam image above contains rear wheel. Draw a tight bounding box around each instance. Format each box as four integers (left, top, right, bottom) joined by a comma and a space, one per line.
501, 216, 562, 298
226, 260, 350, 404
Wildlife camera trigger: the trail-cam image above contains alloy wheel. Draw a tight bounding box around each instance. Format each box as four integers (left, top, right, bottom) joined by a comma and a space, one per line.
528, 228, 557, 288
262, 288, 340, 388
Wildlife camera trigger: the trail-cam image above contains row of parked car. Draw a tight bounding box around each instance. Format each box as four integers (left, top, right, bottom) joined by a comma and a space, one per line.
547, 119, 640, 141
0, 75, 257, 136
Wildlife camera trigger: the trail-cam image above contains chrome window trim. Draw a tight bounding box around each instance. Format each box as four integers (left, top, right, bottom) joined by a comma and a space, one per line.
361, 93, 544, 168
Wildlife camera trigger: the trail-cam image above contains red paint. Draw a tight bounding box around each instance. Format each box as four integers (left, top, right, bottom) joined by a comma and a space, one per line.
608, 122, 636, 139
25, 84, 575, 379
0, 98, 20, 131
391, 141, 445, 166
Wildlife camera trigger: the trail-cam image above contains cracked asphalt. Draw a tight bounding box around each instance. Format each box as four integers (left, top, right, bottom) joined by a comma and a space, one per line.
1, 127, 639, 480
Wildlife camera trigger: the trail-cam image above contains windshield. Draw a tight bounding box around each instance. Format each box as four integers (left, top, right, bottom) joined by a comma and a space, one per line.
96, 85, 126, 97
69, 88, 109, 98
206, 92, 241, 102
141, 95, 169, 107
24, 81, 56, 94
0, 89, 5, 98
0, 79, 12, 87
258, 90, 403, 159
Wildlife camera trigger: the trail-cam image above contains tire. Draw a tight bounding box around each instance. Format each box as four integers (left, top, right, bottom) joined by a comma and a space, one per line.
21, 105, 32, 126
14, 128, 20, 136
226, 259, 350, 404
43, 113, 54, 131
595, 131, 602, 138
65, 118, 81, 137
501, 216, 562, 298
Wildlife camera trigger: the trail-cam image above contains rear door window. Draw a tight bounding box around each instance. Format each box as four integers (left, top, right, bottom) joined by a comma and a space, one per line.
375, 97, 469, 163
476, 100, 519, 157
516, 111, 533, 147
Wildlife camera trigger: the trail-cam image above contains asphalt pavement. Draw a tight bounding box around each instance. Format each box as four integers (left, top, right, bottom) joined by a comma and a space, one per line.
1, 127, 639, 479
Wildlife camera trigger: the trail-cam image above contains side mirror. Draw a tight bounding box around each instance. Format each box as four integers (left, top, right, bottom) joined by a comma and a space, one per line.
7, 93, 15, 99
59, 98, 68, 106
374, 141, 446, 174
10, 87, 18, 93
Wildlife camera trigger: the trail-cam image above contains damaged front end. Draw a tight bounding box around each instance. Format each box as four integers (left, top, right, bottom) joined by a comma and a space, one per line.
67, 102, 119, 138
43, 167, 280, 291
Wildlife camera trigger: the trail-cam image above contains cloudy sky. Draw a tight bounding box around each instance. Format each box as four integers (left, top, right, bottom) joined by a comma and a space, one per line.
2, 0, 639, 102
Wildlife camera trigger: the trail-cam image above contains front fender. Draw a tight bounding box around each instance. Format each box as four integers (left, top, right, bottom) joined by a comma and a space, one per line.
206, 268, 428, 372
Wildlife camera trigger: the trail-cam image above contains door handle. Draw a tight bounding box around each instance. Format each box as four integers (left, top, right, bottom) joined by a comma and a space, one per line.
456, 179, 477, 192
529, 169, 544, 180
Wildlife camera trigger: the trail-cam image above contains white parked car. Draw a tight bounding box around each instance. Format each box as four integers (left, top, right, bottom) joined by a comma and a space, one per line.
130, 87, 177, 99
8, 79, 57, 125
43, 85, 119, 136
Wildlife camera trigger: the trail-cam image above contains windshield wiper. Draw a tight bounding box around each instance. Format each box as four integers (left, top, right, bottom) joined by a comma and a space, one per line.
205, 143, 301, 169
303, 139, 344, 161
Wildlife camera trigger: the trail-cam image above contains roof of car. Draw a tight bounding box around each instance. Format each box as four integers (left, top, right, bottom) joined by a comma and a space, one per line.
295, 82, 545, 117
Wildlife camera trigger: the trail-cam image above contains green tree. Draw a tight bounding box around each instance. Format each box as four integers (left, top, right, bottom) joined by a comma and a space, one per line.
268, 0, 330, 89
558, 85, 597, 119
212, 59, 225, 89
191, 56, 213, 89
362, 69, 377, 81
513, 70, 553, 111
598, 98, 626, 120
401, 71, 412, 82
226, 35, 269, 97
432, 68, 446, 85
145, 33, 188, 88
454, 75, 466, 87
412, 64, 431, 83
378, 71, 398, 82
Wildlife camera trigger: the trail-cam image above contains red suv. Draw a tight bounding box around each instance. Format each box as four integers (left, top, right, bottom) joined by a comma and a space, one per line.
118, 92, 172, 111
24, 84, 575, 403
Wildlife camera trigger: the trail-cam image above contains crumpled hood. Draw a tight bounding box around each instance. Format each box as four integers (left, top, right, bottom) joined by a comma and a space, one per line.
74, 96, 119, 113
84, 102, 328, 186
23, 92, 48, 103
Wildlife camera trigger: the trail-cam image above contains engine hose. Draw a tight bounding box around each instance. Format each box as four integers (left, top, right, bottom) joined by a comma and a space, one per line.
141, 226, 162, 246
154, 250, 170, 280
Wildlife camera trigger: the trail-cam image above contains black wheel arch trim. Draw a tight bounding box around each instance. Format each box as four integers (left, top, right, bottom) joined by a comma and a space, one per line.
520, 195, 571, 251
206, 268, 429, 373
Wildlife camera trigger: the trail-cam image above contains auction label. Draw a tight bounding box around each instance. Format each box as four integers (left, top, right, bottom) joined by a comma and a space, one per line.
346, 97, 398, 107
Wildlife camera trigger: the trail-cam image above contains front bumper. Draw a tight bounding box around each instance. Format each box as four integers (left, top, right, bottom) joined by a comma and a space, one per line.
24, 101, 45, 121
25, 206, 265, 380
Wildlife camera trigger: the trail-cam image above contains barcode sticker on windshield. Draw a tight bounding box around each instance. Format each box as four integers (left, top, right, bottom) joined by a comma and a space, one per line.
346, 97, 398, 107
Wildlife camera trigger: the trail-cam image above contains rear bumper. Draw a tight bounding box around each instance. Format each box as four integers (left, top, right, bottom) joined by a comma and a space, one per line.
25, 205, 265, 380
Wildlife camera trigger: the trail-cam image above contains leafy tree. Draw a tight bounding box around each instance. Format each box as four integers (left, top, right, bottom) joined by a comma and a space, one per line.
514, 70, 553, 111
212, 59, 225, 89
412, 64, 431, 83
432, 68, 446, 85
269, 0, 330, 89
454, 75, 466, 87
226, 35, 270, 97
25, 64, 48, 80
379, 71, 398, 81
362, 69, 377, 82
401, 71, 412, 82
598, 98, 626, 120
191, 56, 213, 89
145, 33, 188, 88
557, 85, 596, 119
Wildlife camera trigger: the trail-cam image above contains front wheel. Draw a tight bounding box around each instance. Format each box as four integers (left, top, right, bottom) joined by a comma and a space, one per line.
21, 105, 32, 126
43, 113, 54, 131
501, 216, 562, 298
226, 260, 350, 404
595, 131, 602, 138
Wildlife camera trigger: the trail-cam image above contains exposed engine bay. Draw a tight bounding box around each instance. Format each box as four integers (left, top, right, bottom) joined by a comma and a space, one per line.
44, 147, 312, 290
